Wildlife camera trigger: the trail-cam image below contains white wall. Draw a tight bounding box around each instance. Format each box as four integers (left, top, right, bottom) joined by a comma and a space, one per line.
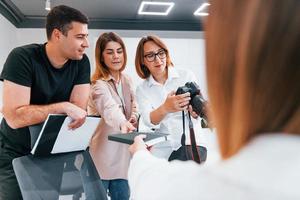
0, 14, 16, 68
0, 13, 18, 109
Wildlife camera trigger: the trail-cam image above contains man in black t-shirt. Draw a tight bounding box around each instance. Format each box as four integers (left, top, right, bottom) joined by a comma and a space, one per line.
0, 5, 90, 199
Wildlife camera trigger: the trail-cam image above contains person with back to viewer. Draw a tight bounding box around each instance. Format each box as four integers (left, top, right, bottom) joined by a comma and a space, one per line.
128, 0, 300, 199
0, 5, 90, 199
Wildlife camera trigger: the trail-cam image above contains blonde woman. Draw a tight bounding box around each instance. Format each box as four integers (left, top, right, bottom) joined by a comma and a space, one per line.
88, 32, 138, 200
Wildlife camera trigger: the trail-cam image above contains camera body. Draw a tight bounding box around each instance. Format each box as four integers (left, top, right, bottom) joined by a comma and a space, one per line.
176, 82, 209, 127
175, 82, 200, 100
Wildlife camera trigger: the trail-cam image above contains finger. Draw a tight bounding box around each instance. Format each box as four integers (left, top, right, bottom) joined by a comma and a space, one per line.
189, 107, 196, 117
180, 105, 189, 111
177, 92, 190, 98
128, 126, 135, 132
179, 101, 190, 108
191, 112, 198, 118
176, 96, 191, 103
184, 96, 191, 101
68, 119, 83, 130
129, 118, 136, 123
120, 126, 127, 133
135, 134, 146, 141
68, 121, 76, 130
178, 96, 191, 102
168, 91, 176, 96
79, 116, 86, 126
146, 145, 153, 151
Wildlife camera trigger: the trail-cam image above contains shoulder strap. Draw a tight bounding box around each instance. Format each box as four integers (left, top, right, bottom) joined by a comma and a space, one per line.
180, 111, 185, 145
187, 112, 201, 163
180, 111, 201, 163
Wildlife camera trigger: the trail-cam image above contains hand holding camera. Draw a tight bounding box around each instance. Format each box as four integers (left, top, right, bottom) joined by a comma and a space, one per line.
176, 82, 210, 128
162, 91, 191, 113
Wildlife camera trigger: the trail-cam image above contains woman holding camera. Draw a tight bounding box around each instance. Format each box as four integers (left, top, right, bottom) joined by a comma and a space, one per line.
135, 35, 208, 160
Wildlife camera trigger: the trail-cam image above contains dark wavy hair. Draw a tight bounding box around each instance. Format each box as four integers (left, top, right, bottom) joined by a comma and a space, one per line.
46, 5, 88, 40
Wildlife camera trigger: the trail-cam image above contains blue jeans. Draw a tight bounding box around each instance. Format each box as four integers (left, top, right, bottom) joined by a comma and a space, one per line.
102, 179, 129, 200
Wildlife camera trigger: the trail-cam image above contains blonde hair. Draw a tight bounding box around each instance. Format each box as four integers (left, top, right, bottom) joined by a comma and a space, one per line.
91, 32, 127, 83
206, 0, 300, 159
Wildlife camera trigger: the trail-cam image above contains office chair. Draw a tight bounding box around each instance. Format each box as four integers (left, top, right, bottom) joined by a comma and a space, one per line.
12, 151, 107, 200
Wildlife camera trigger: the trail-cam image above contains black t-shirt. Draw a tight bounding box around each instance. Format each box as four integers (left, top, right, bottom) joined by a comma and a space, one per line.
0, 43, 90, 156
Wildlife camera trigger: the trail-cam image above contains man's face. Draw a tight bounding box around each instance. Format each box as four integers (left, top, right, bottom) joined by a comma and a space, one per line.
59, 22, 89, 60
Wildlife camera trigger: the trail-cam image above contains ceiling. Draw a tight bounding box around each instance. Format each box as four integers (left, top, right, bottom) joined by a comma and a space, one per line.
0, 0, 208, 31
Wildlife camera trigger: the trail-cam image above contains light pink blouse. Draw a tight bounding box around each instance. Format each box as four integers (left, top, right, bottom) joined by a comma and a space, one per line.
88, 73, 138, 180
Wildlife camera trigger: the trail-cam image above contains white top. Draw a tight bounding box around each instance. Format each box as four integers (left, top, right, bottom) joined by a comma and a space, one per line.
128, 134, 300, 200
116, 81, 126, 109
136, 67, 208, 158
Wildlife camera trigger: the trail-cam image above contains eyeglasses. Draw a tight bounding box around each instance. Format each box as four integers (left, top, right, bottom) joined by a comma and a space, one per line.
144, 49, 166, 62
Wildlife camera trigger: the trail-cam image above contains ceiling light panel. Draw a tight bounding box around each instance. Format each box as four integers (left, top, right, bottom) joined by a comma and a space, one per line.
138, 1, 175, 16
45, 0, 51, 11
194, 2, 210, 16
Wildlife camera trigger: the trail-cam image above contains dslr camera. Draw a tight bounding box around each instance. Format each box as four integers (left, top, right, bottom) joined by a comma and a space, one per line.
176, 82, 209, 128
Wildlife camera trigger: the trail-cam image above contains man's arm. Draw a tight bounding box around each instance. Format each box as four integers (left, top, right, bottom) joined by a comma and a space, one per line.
67, 83, 90, 129
2, 80, 87, 129
69, 84, 90, 110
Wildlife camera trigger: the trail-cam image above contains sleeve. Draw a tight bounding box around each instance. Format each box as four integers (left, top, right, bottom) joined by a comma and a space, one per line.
128, 150, 204, 200
136, 85, 160, 129
74, 54, 91, 85
90, 81, 127, 129
0, 47, 33, 87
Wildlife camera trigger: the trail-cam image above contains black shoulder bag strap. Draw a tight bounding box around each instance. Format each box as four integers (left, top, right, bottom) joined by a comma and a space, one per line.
136, 114, 141, 132
181, 111, 201, 164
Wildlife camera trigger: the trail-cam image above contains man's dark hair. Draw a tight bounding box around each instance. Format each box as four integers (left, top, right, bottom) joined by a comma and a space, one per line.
46, 5, 88, 40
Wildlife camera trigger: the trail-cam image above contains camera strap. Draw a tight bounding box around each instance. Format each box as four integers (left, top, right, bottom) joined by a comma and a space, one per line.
181, 111, 201, 164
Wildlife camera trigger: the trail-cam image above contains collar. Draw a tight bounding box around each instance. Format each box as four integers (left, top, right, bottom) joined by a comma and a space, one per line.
103, 72, 122, 83
147, 66, 179, 87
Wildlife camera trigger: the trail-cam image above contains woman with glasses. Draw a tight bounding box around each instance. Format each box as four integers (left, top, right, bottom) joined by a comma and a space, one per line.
134, 35, 207, 160
88, 32, 138, 200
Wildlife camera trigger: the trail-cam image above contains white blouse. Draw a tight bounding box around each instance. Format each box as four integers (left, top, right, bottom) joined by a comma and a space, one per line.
128, 133, 300, 200
136, 67, 208, 158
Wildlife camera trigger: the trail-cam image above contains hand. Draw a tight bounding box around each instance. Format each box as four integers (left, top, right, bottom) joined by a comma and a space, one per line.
188, 105, 199, 119
120, 120, 136, 133
65, 103, 87, 130
162, 91, 191, 113
129, 114, 138, 127
129, 135, 147, 155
